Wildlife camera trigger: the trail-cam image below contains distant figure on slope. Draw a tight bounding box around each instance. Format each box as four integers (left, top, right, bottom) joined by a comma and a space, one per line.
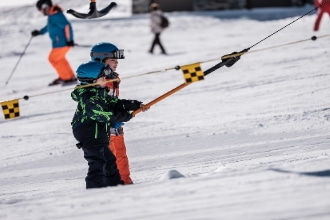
149, 3, 167, 55
314, 0, 330, 31
71, 57, 148, 188
31, 0, 77, 86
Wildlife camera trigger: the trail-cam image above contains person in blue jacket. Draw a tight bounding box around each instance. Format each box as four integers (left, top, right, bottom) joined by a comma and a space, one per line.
31, 0, 77, 86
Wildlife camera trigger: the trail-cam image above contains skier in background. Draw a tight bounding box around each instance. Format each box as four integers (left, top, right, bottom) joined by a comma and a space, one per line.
90, 42, 149, 184
31, 0, 77, 86
314, 0, 330, 31
149, 3, 167, 55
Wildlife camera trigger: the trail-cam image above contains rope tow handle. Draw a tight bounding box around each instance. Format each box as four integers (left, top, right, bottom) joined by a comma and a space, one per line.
131, 56, 244, 117
67, 0, 117, 19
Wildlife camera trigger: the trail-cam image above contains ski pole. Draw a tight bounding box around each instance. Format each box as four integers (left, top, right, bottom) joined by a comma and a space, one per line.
5, 36, 33, 85
131, 57, 239, 116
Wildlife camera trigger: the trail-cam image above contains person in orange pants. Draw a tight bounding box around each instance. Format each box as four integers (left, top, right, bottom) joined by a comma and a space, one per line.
31, 0, 77, 86
48, 47, 75, 82
314, 0, 330, 31
90, 42, 149, 184
105, 61, 133, 185
109, 129, 132, 184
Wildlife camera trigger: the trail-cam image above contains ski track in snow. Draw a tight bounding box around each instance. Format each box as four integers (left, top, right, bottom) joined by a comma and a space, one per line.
0, 1, 330, 220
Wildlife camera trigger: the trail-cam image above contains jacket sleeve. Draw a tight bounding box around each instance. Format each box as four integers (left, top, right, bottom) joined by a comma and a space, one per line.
40, 25, 48, 35
106, 99, 141, 124
109, 111, 132, 124
115, 99, 142, 111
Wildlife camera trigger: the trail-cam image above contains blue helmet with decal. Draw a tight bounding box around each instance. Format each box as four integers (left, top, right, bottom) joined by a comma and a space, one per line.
90, 42, 125, 62
76, 61, 107, 84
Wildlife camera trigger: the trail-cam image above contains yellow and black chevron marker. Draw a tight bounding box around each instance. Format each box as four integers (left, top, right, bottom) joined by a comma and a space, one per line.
1, 99, 20, 120
180, 63, 205, 83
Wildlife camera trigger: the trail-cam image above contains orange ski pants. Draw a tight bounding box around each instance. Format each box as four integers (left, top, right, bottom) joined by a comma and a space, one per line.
48, 46, 75, 80
109, 133, 133, 184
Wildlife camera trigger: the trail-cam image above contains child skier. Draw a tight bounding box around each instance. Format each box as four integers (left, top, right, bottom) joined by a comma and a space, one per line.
71, 58, 148, 189
90, 42, 146, 184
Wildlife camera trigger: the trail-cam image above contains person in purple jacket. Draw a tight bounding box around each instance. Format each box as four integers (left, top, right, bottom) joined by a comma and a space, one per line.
31, 0, 77, 86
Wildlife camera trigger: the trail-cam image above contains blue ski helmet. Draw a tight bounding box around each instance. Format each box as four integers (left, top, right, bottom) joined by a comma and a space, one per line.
90, 42, 125, 62
76, 61, 106, 84
36, 0, 52, 10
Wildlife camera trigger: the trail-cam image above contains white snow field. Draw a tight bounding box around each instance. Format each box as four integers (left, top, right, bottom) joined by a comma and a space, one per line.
0, 1, 329, 219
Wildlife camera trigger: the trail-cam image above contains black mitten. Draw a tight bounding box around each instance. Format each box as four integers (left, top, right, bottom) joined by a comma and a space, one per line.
66, 41, 75, 47
31, 30, 40, 37
110, 111, 133, 124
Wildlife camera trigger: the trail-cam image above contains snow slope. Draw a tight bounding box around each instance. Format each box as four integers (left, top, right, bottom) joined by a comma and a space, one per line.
0, 1, 330, 219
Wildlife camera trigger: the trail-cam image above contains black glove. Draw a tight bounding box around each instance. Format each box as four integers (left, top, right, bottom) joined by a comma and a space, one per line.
31, 30, 40, 37
66, 41, 75, 47
110, 111, 133, 124
221, 48, 249, 67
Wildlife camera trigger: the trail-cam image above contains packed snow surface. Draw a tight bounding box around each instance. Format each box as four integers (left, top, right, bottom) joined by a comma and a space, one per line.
0, 1, 329, 219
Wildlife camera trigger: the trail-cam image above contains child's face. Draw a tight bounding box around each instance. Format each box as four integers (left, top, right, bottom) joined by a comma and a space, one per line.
104, 58, 118, 71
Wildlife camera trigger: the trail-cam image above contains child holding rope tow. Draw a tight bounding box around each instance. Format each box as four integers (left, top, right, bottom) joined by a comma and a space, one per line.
89, 42, 146, 185
71, 51, 149, 188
